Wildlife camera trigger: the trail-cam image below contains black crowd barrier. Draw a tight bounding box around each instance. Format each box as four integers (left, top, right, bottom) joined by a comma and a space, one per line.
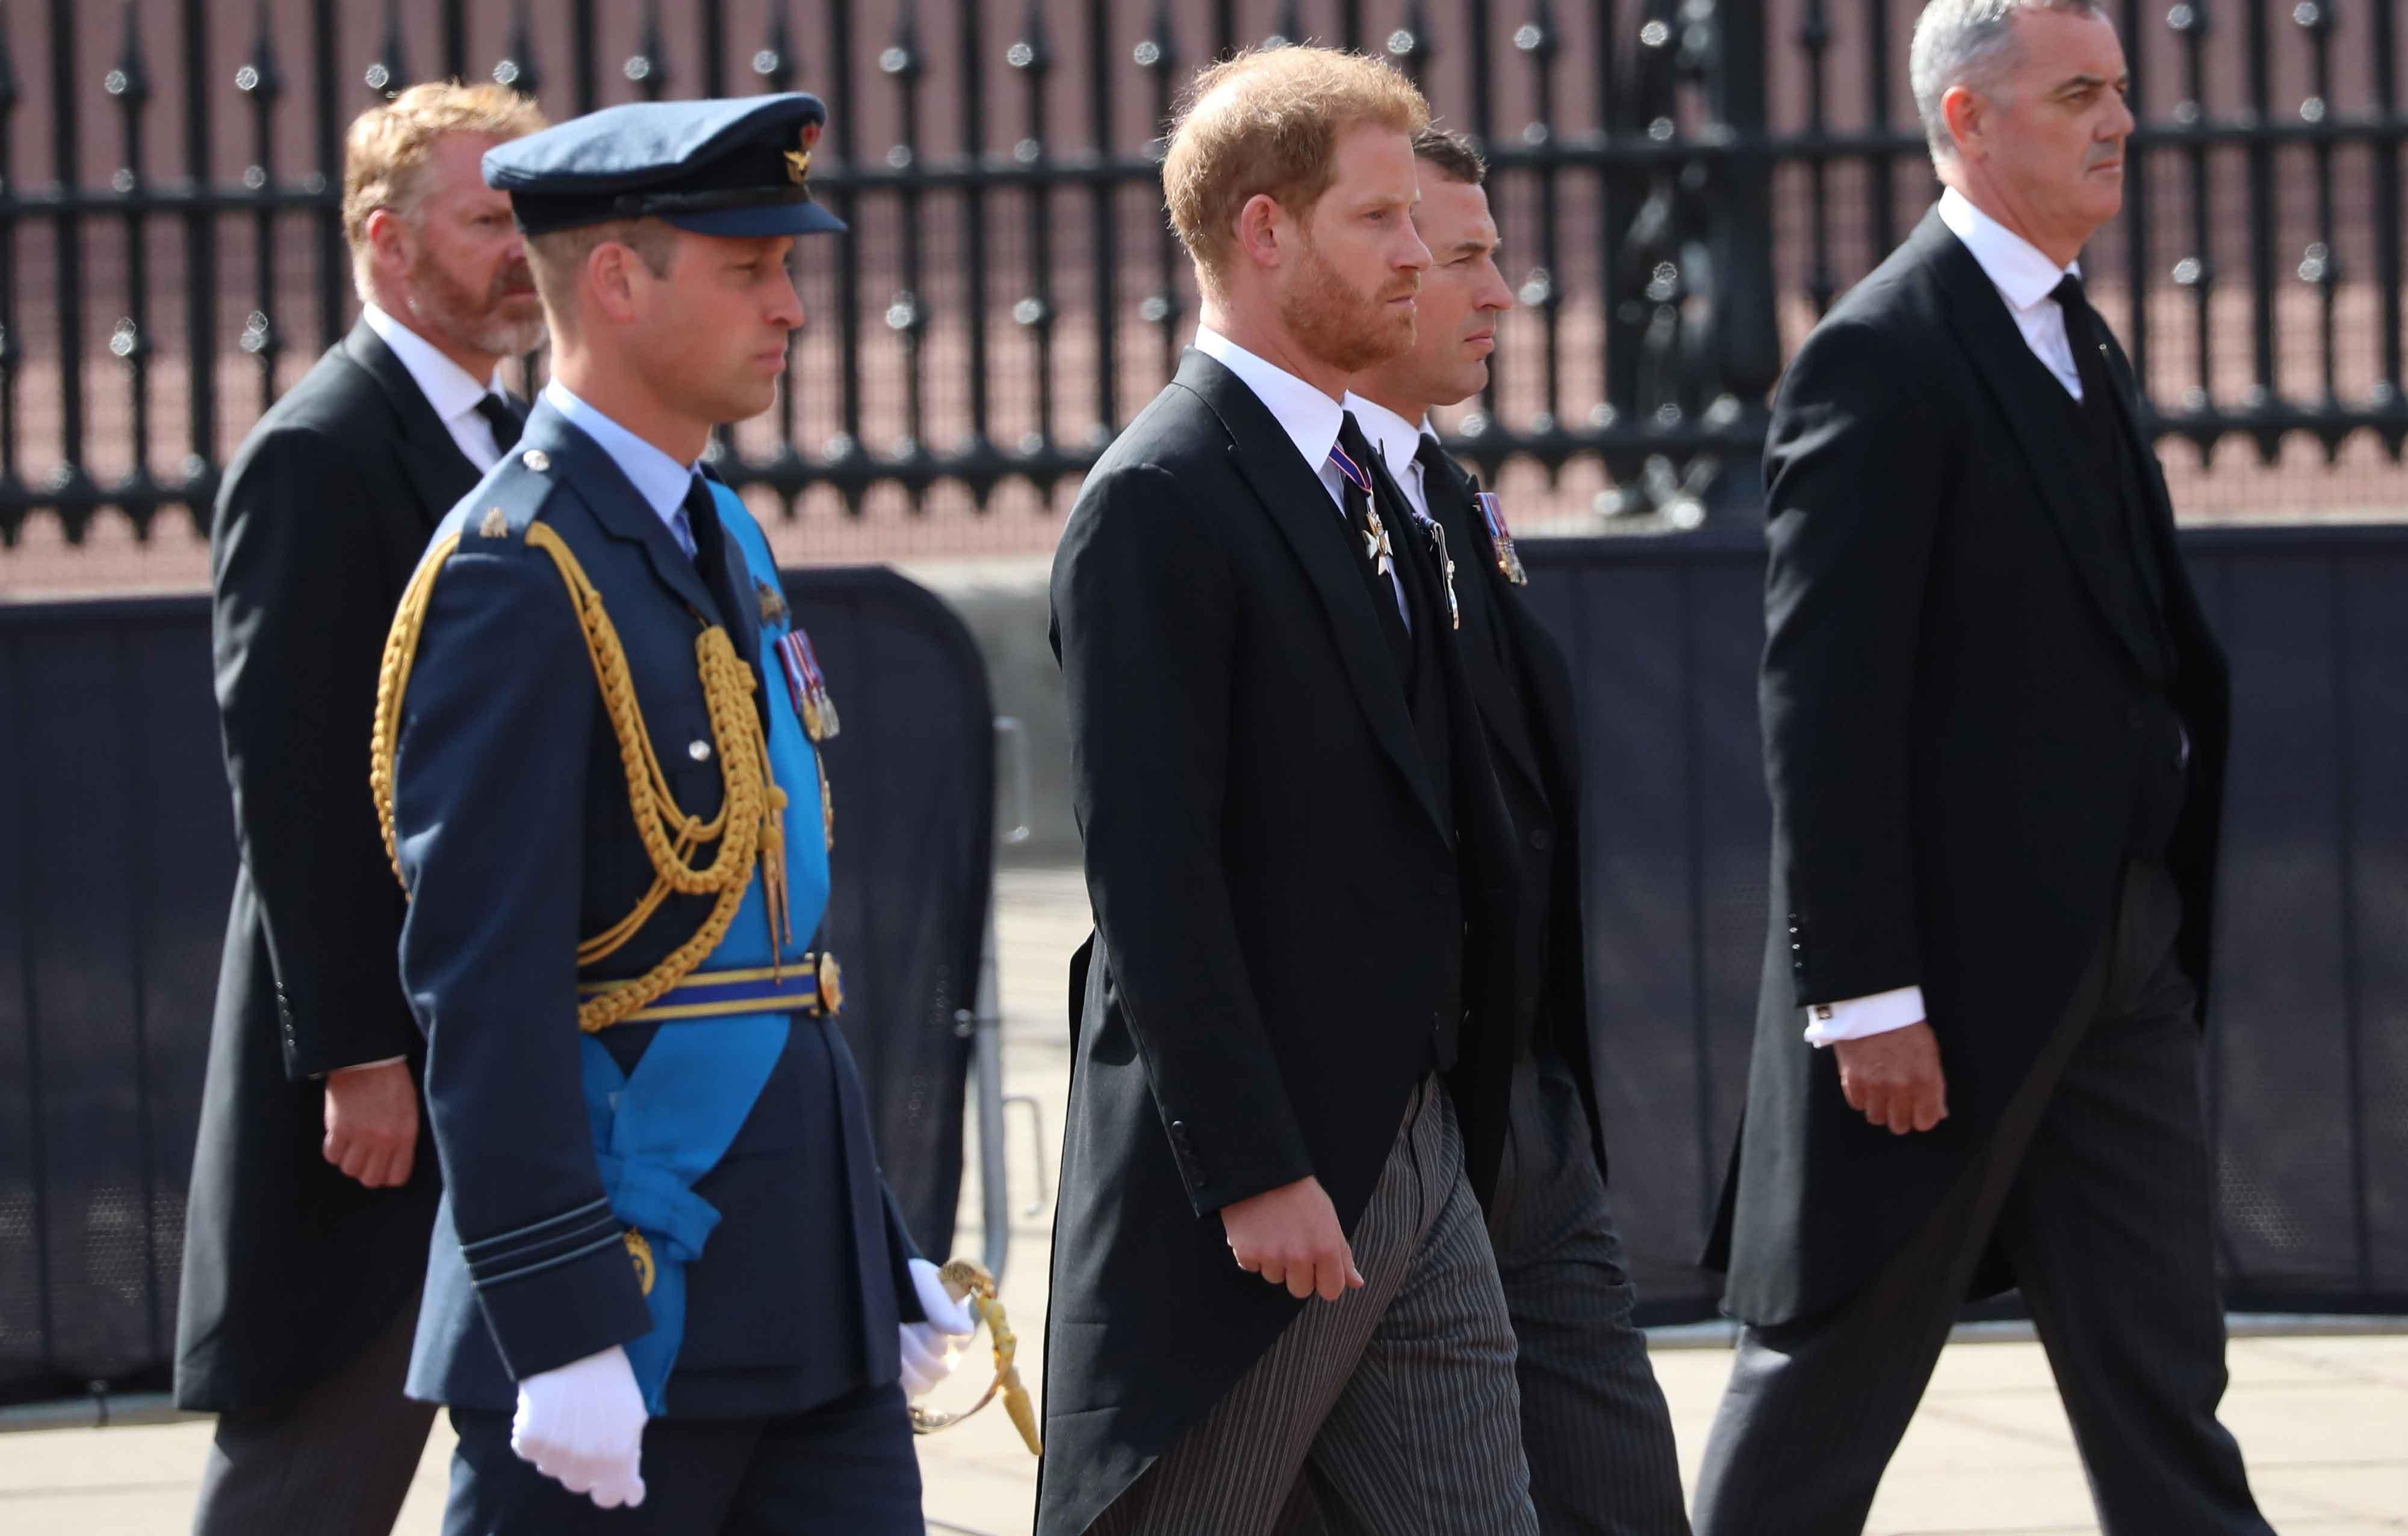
1527, 524, 2408, 1325
0, 565, 991, 1407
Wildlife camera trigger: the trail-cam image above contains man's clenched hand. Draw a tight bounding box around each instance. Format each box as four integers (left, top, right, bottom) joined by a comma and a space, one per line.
1220, 1176, 1365, 1302
321, 1059, 419, 1187
1833, 1021, 1949, 1134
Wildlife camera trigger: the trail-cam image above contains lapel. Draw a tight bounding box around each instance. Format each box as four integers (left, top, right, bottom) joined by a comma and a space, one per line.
1172, 350, 1449, 844
1410, 446, 1550, 806
341, 319, 483, 527
518, 401, 730, 630
1917, 211, 2164, 679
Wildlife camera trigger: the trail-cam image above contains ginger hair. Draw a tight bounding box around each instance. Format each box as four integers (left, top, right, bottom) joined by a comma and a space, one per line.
1162, 46, 1430, 299
342, 81, 547, 297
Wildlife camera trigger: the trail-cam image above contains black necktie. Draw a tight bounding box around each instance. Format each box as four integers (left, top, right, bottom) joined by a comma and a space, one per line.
2050, 275, 2124, 440
474, 391, 524, 455
681, 474, 722, 574
1334, 412, 1415, 679
1413, 434, 1466, 541
2053, 273, 2180, 667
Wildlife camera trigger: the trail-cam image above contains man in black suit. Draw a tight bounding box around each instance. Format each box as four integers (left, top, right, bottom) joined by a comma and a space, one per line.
1041, 45, 1538, 1536
178, 82, 545, 1536
1346, 126, 1690, 1536
1692, 5, 2273, 1533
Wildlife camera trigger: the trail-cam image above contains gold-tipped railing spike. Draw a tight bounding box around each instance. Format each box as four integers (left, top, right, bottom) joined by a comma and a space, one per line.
907, 1257, 1041, 1455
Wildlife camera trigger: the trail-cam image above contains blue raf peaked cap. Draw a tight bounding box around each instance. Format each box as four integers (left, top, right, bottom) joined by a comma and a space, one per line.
483, 93, 846, 238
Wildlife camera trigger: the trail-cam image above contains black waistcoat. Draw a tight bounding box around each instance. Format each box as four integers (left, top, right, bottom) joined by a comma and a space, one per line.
1427, 473, 1561, 1036
2045, 373, 2190, 858
1375, 481, 1462, 1069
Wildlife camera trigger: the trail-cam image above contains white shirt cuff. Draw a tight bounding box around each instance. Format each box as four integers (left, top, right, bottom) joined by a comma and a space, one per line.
1802, 986, 1926, 1047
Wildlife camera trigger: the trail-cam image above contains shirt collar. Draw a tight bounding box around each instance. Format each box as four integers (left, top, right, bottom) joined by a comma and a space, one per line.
1340, 393, 1433, 482
362, 303, 503, 423
1195, 326, 1345, 476
541, 379, 700, 526
1936, 186, 2081, 313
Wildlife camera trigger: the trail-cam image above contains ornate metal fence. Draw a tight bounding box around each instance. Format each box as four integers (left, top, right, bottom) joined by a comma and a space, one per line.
0, 0, 2404, 561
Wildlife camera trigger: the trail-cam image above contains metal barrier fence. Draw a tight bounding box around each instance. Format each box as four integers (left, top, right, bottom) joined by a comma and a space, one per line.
1525, 526, 2408, 1323
0, 0, 2405, 560
0, 565, 993, 1406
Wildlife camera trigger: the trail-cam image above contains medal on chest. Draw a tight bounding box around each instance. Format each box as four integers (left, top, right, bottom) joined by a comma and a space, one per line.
1406, 507, 1462, 630
774, 625, 840, 852
774, 627, 841, 742
1327, 438, 1395, 578
1472, 489, 1528, 586
754, 576, 790, 627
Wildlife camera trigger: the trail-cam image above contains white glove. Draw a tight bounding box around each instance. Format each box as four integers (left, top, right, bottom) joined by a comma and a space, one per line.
898, 1257, 979, 1399
510, 1343, 649, 1510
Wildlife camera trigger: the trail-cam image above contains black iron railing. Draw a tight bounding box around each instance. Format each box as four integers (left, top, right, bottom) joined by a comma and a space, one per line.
0, 0, 2404, 550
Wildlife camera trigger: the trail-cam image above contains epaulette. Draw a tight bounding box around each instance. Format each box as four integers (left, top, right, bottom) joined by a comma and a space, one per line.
454, 446, 566, 545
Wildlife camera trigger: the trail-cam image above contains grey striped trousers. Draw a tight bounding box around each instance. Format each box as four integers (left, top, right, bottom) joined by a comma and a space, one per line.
1089, 1076, 1539, 1536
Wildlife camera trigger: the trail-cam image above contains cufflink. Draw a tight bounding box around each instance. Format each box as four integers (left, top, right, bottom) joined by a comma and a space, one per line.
1814, 1005, 1833, 1021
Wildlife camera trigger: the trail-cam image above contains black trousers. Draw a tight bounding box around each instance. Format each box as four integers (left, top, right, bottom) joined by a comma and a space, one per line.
190, 1284, 435, 1536
441, 1382, 921, 1535
1488, 1046, 1691, 1535
1693, 861, 2271, 1536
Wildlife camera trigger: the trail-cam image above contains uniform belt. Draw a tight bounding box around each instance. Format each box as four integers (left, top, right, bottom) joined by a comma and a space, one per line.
577, 953, 845, 1023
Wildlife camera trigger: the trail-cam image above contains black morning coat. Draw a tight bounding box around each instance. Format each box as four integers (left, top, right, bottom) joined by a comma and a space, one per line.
1038, 350, 1538, 1536
1703, 209, 2232, 1327
178, 321, 465, 1411
1413, 441, 1610, 1175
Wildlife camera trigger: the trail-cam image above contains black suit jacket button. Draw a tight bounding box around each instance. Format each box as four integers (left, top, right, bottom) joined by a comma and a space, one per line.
1528, 828, 1551, 851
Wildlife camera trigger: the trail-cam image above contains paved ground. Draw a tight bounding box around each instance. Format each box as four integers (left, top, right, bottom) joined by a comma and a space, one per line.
4, 865, 2403, 1534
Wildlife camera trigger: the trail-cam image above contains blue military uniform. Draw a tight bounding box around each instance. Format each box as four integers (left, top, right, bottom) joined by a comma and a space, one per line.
374, 95, 928, 1533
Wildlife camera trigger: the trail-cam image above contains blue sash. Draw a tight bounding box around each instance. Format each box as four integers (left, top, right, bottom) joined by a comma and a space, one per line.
579, 485, 833, 1415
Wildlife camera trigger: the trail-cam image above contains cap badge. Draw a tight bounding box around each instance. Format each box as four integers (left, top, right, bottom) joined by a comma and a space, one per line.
785, 122, 822, 187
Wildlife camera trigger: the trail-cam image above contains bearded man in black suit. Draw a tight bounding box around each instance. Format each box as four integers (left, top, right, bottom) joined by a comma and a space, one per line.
1692, 5, 2273, 1533
178, 81, 546, 1536
1040, 44, 1541, 1536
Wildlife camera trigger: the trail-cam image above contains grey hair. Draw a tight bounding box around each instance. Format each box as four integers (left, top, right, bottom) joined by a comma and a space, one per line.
1909, 0, 2108, 164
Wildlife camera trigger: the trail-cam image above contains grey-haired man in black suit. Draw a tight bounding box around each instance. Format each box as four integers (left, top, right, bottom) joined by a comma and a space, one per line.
1693, 5, 2271, 1532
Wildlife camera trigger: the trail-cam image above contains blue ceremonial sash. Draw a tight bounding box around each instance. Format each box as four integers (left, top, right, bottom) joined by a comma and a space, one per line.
578, 485, 833, 1415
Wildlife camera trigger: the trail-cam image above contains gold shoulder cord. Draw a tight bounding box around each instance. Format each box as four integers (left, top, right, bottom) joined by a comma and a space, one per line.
369, 525, 792, 1033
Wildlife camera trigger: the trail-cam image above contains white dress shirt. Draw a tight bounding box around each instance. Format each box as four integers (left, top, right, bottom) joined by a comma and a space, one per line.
542, 379, 703, 558
361, 303, 514, 472
1196, 326, 1409, 625
1935, 186, 2085, 401
1804, 191, 2090, 1050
